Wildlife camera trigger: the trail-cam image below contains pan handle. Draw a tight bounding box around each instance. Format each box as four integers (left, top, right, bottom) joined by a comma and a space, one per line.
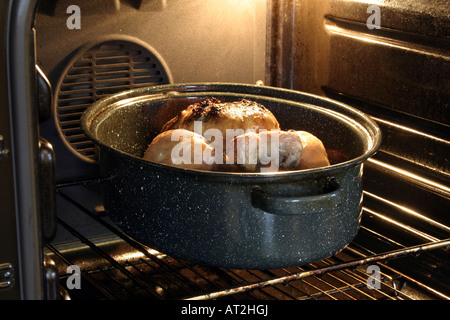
251, 179, 343, 215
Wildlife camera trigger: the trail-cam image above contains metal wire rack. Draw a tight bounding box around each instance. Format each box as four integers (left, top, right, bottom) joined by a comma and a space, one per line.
45, 179, 450, 300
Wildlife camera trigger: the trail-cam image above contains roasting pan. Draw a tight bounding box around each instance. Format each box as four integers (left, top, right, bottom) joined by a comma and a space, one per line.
81, 83, 381, 269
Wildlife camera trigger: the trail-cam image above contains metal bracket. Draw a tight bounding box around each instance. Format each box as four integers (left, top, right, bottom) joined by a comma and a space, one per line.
43, 255, 60, 300
0, 263, 15, 289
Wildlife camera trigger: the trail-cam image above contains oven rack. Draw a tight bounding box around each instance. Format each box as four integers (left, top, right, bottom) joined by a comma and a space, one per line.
45, 180, 450, 300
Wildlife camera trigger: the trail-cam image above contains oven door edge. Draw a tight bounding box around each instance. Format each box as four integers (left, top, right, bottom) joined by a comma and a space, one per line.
3, 0, 43, 300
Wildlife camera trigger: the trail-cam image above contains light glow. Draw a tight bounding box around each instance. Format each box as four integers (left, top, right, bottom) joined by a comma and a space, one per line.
324, 22, 446, 59
370, 116, 450, 145
344, 0, 384, 4
363, 207, 439, 242
367, 158, 450, 195
364, 191, 450, 233
118, 248, 166, 262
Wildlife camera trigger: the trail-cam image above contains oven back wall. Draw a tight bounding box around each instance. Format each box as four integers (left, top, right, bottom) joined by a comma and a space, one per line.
35, 0, 267, 181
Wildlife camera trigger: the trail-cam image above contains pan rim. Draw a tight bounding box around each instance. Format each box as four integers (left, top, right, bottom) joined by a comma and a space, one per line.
81, 82, 382, 180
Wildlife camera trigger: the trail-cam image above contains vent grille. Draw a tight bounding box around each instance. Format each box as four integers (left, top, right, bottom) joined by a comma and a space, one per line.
56, 40, 171, 161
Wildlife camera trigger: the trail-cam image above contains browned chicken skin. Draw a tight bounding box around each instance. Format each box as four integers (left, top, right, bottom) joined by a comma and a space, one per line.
294, 131, 330, 169
144, 98, 330, 172
143, 129, 218, 171
162, 98, 280, 140
226, 130, 330, 172
227, 130, 304, 172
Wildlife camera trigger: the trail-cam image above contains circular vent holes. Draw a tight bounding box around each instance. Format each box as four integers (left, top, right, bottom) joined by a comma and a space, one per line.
55, 39, 171, 162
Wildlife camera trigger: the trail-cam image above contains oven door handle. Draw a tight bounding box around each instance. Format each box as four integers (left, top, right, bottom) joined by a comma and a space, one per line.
250, 179, 343, 215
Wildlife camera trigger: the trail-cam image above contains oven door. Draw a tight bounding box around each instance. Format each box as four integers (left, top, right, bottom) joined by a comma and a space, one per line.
0, 0, 21, 297
0, 0, 51, 300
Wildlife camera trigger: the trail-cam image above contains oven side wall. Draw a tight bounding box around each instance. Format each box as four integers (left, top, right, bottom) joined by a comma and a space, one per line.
268, 0, 449, 170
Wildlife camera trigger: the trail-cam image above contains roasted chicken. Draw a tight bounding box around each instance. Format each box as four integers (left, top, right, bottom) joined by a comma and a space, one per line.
143, 98, 330, 172
227, 130, 303, 172
294, 130, 330, 169
143, 129, 219, 171
226, 130, 330, 172
161, 98, 280, 141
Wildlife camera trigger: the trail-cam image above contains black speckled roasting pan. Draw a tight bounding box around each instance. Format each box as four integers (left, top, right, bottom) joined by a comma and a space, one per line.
81, 83, 381, 269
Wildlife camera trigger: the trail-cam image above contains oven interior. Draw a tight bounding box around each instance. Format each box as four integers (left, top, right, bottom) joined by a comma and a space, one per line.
1, 0, 449, 300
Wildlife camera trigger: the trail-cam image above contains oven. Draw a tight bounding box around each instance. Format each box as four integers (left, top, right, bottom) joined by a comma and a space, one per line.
1, 0, 449, 303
